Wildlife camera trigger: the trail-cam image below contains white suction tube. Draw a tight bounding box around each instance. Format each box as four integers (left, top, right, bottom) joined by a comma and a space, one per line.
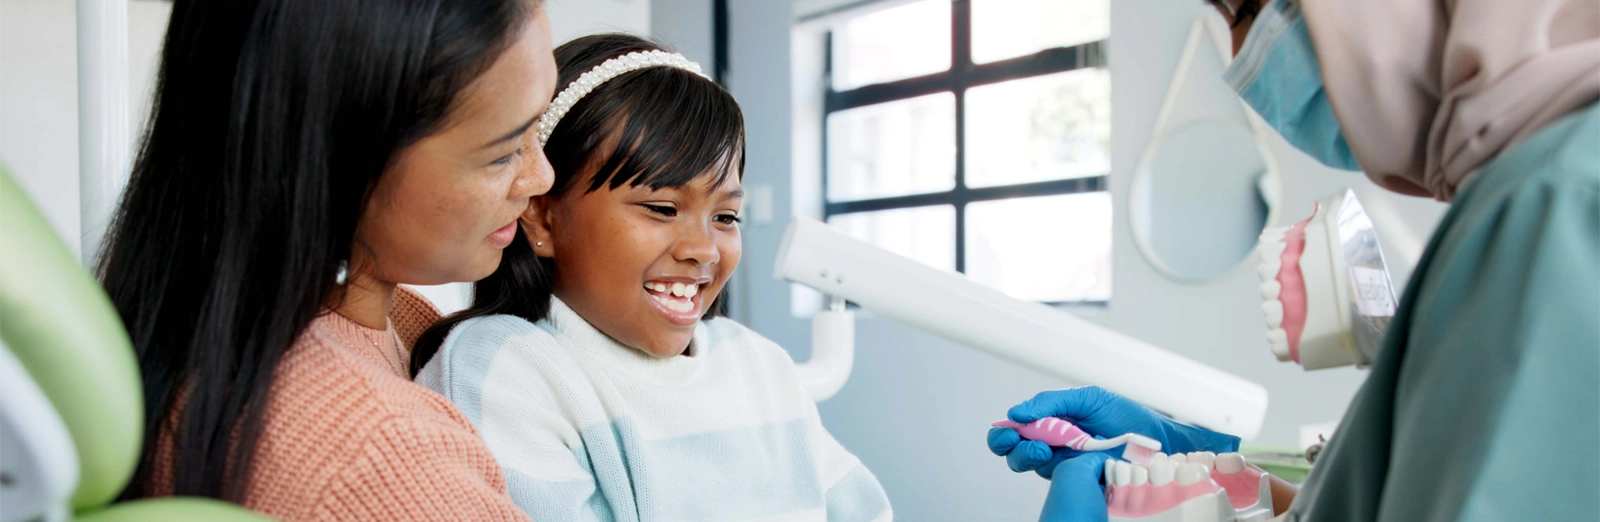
776, 218, 1268, 438
792, 296, 855, 402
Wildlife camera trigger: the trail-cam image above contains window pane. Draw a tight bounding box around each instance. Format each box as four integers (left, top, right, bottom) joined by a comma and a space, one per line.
965, 68, 1110, 188
827, 92, 956, 201
971, 0, 1109, 64
966, 193, 1111, 302
832, 0, 951, 90
828, 206, 956, 273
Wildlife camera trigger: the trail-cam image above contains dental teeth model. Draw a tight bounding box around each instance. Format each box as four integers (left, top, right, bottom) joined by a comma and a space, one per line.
1255, 189, 1398, 370
1105, 452, 1275, 522
1256, 207, 1315, 367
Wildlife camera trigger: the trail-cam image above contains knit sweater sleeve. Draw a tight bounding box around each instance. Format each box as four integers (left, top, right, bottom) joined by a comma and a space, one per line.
734, 324, 893, 522
415, 314, 612, 521
802, 385, 894, 522
310, 414, 532, 522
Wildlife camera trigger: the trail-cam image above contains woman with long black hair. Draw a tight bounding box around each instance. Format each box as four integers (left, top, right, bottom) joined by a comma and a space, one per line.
99, 0, 556, 519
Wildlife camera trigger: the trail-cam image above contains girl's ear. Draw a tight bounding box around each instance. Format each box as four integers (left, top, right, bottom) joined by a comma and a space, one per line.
520, 194, 558, 258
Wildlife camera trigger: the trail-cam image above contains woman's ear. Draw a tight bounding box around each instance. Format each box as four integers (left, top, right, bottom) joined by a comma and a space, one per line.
520, 195, 558, 258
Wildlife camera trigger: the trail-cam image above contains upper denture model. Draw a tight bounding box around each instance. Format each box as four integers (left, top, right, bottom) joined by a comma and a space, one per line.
1257, 205, 1316, 365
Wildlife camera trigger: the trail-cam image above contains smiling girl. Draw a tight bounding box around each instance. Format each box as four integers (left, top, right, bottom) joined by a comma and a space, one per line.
409, 34, 891, 521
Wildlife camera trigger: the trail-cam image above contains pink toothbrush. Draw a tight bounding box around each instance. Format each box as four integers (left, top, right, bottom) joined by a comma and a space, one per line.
993, 417, 1163, 465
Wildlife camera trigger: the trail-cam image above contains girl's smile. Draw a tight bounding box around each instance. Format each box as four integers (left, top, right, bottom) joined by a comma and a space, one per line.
643, 277, 711, 325
527, 170, 744, 358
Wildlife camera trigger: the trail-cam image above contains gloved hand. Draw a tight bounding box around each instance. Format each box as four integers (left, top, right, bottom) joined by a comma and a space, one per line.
1037, 452, 1112, 522
987, 386, 1241, 477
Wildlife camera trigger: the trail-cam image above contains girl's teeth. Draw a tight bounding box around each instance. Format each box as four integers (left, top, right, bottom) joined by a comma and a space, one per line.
644, 281, 702, 300
650, 293, 695, 313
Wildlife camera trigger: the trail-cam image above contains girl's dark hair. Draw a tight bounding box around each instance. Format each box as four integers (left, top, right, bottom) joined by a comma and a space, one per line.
410, 33, 746, 376
101, 0, 535, 501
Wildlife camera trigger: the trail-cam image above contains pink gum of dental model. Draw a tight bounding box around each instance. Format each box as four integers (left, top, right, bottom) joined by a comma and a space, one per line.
1275, 208, 1315, 363
1106, 459, 1272, 519
1210, 465, 1270, 512
1106, 479, 1226, 518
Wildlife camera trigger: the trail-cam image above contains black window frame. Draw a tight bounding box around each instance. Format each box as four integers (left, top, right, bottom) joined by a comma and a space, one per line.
821, 0, 1110, 304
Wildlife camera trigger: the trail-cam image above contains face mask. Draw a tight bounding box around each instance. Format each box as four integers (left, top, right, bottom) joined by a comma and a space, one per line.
1223, 0, 1361, 172
1255, 189, 1397, 370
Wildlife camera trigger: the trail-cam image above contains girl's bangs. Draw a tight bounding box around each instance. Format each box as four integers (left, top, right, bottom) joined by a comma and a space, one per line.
582, 68, 745, 194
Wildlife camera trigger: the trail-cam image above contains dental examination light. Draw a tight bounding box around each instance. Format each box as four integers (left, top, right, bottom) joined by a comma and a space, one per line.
778, 218, 1268, 438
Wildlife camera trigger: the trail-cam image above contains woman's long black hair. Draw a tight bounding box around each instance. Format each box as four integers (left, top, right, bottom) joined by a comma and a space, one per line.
101, 0, 535, 501
411, 33, 746, 376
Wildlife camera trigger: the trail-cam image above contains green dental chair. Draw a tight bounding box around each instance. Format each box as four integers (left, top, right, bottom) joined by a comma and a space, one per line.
0, 165, 270, 522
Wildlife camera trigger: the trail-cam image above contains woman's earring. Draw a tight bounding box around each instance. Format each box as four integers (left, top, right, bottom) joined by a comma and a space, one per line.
335, 260, 349, 285
536, 241, 544, 248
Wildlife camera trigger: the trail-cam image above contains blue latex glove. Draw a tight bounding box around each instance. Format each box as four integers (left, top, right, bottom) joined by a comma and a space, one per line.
1038, 453, 1112, 522
987, 386, 1241, 478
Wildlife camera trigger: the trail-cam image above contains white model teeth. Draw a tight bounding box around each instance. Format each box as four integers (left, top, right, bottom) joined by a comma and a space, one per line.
1130, 464, 1149, 486
1259, 239, 1287, 259
1261, 280, 1281, 300
1168, 453, 1188, 465
1188, 451, 1216, 469
1257, 229, 1292, 358
1267, 328, 1289, 349
1113, 461, 1132, 486
1149, 460, 1177, 486
1146, 452, 1168, 466
1261, 300, 1284, 326
1105, 461, 1116, 485
1259, 226, 1288, 243
1257, 259, 1281, 282
1215, 452, 1246, 474
1176, 463, 1208, 486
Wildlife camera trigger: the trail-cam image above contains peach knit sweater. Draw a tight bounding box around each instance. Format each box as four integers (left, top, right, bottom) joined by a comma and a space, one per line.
154, 288, 530, 521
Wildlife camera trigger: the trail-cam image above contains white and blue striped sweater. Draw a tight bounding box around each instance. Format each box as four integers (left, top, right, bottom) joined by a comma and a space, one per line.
417, 297, 892, 522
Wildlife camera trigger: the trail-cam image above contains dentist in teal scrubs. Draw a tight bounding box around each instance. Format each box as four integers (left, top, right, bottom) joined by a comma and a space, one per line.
988, 0, 1600, 520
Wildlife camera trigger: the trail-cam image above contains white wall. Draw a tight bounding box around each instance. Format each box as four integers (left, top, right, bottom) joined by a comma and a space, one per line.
649, 0, 713, 76
0, 0, 169, 258
727, 1, 1450, 520
0, 0, 649, 311
546, 0, 652, 45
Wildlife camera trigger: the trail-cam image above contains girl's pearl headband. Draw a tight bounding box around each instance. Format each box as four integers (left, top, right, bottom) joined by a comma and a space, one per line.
535, 50, 708, 147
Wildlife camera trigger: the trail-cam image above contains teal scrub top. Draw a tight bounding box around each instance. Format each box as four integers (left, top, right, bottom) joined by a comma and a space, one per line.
1286, 101, 1600, 521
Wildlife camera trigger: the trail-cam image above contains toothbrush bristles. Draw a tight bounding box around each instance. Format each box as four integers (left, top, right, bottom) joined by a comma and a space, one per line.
1120, 434, 1163, 466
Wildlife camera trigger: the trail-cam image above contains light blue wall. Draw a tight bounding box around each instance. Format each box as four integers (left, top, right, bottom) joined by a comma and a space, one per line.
710, 1, 1448, 520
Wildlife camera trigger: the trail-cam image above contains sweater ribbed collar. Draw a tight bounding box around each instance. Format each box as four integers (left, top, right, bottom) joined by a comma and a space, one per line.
318, 311, 407, 378
542, 296, 707, 385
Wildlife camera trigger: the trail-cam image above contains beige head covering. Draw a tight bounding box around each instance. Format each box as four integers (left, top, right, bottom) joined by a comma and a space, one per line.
1297, 0, 1599, 201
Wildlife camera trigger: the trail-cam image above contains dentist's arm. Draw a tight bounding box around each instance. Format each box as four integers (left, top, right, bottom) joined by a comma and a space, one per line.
1269, 475, 1297, 515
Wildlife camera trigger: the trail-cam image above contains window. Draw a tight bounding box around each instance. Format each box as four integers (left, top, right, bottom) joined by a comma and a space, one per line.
818, 0, 1111, 304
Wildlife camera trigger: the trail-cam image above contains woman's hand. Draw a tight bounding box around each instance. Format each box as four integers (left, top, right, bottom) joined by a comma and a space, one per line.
986, 386, 1242, 477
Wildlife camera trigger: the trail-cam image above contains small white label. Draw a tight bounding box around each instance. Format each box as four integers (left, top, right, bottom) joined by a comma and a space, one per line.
1349, 266, 1396, 317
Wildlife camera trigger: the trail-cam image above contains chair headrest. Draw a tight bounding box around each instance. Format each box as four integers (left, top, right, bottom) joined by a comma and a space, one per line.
0, 165, 142, 510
